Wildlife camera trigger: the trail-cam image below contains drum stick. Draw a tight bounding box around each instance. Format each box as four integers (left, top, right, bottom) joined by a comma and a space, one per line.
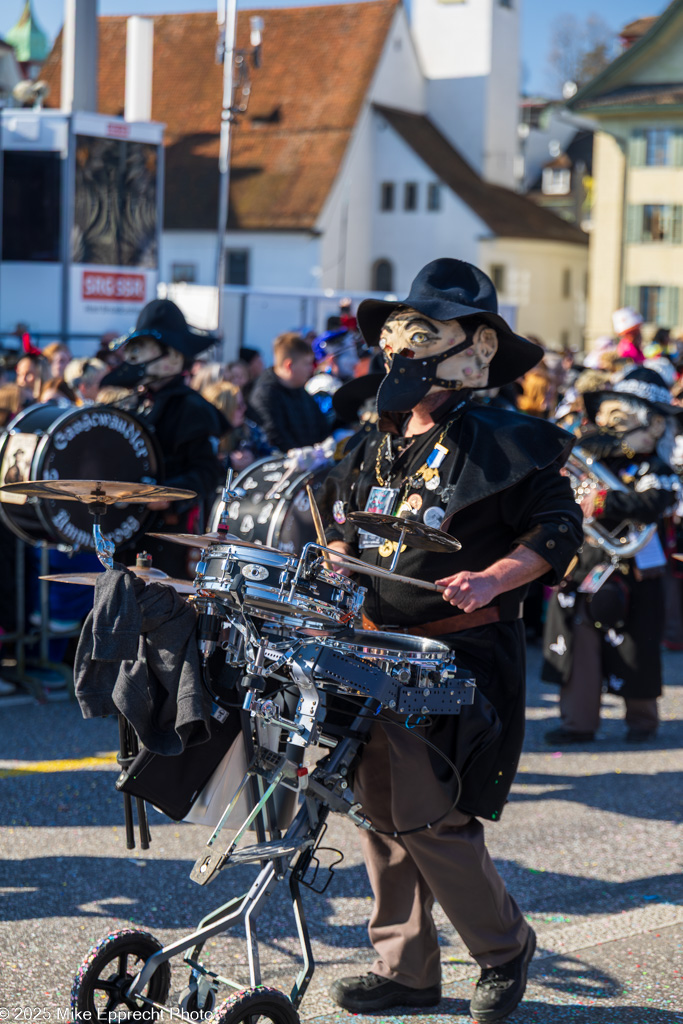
306, 485, 333, 569
349, 561, 445, 593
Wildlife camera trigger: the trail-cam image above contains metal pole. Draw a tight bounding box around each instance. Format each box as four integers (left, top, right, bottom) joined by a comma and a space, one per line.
215, 0, 239, 346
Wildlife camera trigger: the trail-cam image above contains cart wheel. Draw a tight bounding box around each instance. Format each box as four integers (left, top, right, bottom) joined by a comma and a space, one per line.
178, 980, 217, 1020
214, 986, 300, 1024
70, 929, 171, 1021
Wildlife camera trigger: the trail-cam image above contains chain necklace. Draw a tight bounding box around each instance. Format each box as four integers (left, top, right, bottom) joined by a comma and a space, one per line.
375, 419, 453, 487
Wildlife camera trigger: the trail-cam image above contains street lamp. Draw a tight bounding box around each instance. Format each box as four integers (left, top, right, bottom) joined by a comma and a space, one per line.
214, 2, 263, 356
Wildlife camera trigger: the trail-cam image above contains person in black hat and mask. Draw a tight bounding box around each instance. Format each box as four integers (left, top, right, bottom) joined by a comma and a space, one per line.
101, 299, 227, 576
543, 366, 682, 745
321, 258, 582, 1022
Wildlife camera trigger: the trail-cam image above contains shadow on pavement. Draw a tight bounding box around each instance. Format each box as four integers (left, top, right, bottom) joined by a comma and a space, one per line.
508, 769, 683, 823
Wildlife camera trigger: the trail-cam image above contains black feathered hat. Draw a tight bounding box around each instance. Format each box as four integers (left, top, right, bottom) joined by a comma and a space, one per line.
583, 366, 683, 421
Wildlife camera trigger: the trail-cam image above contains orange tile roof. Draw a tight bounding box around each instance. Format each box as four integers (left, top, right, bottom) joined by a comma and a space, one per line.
41, 2, 398, 231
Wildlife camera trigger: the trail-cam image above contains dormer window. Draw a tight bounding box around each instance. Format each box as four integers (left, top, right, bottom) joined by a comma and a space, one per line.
542, 168, 571, 195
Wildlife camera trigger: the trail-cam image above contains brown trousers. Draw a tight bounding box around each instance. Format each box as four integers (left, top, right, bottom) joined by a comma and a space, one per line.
353, 720, 530, 989
560, 618, 659, 734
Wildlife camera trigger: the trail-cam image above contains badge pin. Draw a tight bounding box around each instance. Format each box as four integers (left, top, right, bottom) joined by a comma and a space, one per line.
333, 500, 346, 525
423, 506, 446, 529
425, 472, 441, 491
407, 493, 423, 511
379, 539, 394, 558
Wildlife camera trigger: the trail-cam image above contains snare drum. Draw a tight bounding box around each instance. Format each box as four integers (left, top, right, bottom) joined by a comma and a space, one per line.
0, 403, 160, 550
195, 541, 366, 629
321, 630, 454, 687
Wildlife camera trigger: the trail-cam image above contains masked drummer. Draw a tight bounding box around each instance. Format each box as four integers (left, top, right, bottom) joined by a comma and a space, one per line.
321, 258, 582, 1023
543, 366, 681, 745
101, 299, 227, 576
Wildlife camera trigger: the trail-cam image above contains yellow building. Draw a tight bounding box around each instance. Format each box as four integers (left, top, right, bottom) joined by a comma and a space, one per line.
568, 0, 683, 345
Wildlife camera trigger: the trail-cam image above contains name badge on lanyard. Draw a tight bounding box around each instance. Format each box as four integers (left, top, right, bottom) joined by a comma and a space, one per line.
358, 485, 399, 549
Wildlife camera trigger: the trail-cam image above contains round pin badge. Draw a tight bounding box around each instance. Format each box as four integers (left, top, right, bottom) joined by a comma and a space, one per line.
407, 493, 423, 511
379, 539, 394, 558
333, 500, 346, 525
425, 472, 441, 491
423, 506, 446, 529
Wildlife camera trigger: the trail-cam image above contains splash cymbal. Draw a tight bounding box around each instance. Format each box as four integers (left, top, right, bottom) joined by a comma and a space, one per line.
0, 480, 196, 504
40, 568, 195, 594
346, 511, 461, 552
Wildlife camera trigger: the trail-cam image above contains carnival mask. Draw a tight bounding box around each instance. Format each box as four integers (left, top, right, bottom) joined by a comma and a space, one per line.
376, 309, 498, 412
595, 398, 665, 454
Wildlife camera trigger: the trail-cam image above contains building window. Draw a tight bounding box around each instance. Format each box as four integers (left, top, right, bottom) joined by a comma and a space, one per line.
626, 205, 683, 243
562, 268, 572, 299
380, 182, 395, 212
171, 262, 197, 283
560, 330, 569, 348
542, 167, 571, 195
646, 129, 674, 167
630, 129, 683, 167
225, 249, 250, 286
626, 285, 680, 326
427, 183, 442, 211
404, 182, 418, 211
373, 259, 394, 292
490, 264, 506, 295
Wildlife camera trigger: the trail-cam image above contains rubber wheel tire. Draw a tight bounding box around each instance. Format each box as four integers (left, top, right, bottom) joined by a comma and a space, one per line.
214, 986, 300, 1024
70, 928, 171, 1021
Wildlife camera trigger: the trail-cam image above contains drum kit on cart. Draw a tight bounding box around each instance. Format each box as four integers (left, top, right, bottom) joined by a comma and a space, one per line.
0, 411, 477, 1024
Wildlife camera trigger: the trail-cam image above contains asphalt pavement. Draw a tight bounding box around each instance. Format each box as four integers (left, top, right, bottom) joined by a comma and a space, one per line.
0, 643, 681, 1023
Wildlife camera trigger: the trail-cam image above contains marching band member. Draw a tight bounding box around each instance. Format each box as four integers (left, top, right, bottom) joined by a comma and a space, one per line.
322, 259, 582, 1022
543, 367, 682, 744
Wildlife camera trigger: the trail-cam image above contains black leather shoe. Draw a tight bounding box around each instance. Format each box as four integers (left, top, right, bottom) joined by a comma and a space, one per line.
544, 726, 595, 746
469, 927, 536, 1022
626, 728, 657, 743
329, 972, 441, 1012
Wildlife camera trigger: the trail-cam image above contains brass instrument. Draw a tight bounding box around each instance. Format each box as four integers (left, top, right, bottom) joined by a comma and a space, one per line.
566, 447, 657, 560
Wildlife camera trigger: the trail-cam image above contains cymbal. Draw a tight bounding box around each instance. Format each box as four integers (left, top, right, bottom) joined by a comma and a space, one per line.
0, 480, 196, 504
146, 531, 283, 553
346, 511, 461, 553
40, 568, 195, 594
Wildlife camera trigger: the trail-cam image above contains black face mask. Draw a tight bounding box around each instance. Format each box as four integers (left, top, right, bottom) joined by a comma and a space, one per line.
376, 327, 479, 414
100, 353, 168, 390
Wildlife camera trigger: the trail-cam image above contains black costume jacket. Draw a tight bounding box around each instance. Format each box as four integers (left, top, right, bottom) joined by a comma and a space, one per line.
248, 367, 330, 452
321, 399, 582, 820
543, 436, 680, 701
126, 377, 227, 574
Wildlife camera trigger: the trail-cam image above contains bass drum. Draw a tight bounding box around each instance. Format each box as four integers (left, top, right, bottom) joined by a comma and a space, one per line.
208, 455, 331, 553
0, 403, 161, 551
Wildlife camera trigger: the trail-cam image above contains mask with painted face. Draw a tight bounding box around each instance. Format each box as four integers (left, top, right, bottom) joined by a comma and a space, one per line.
376, 310, 499, 413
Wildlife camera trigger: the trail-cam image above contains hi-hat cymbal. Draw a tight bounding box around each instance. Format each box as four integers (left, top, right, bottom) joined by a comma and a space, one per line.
40, 568, 195, 594
146, 531, 283, 553
0, 480, 196, 504
346, 511, 461, 553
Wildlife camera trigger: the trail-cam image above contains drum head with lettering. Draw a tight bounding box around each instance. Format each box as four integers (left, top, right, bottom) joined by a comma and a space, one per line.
0, 404, 161, 550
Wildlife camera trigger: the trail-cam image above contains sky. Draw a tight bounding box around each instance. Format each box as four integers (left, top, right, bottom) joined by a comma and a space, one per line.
1, 0, 668, 95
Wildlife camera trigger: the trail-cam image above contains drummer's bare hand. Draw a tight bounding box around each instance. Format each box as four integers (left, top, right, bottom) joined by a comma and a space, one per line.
327, 541, 356, 577
148, 499, 171, 511
435, 571, 500, 612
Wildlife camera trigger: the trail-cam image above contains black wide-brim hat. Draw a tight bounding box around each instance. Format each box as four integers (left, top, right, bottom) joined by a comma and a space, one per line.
332, 372, 383, 422
114, 299, 216, 361
583, 366, 683, 421
357, 258, 543, 389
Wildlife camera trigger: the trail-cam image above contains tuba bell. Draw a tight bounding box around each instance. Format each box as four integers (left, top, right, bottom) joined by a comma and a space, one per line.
566, 447, 657, 560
